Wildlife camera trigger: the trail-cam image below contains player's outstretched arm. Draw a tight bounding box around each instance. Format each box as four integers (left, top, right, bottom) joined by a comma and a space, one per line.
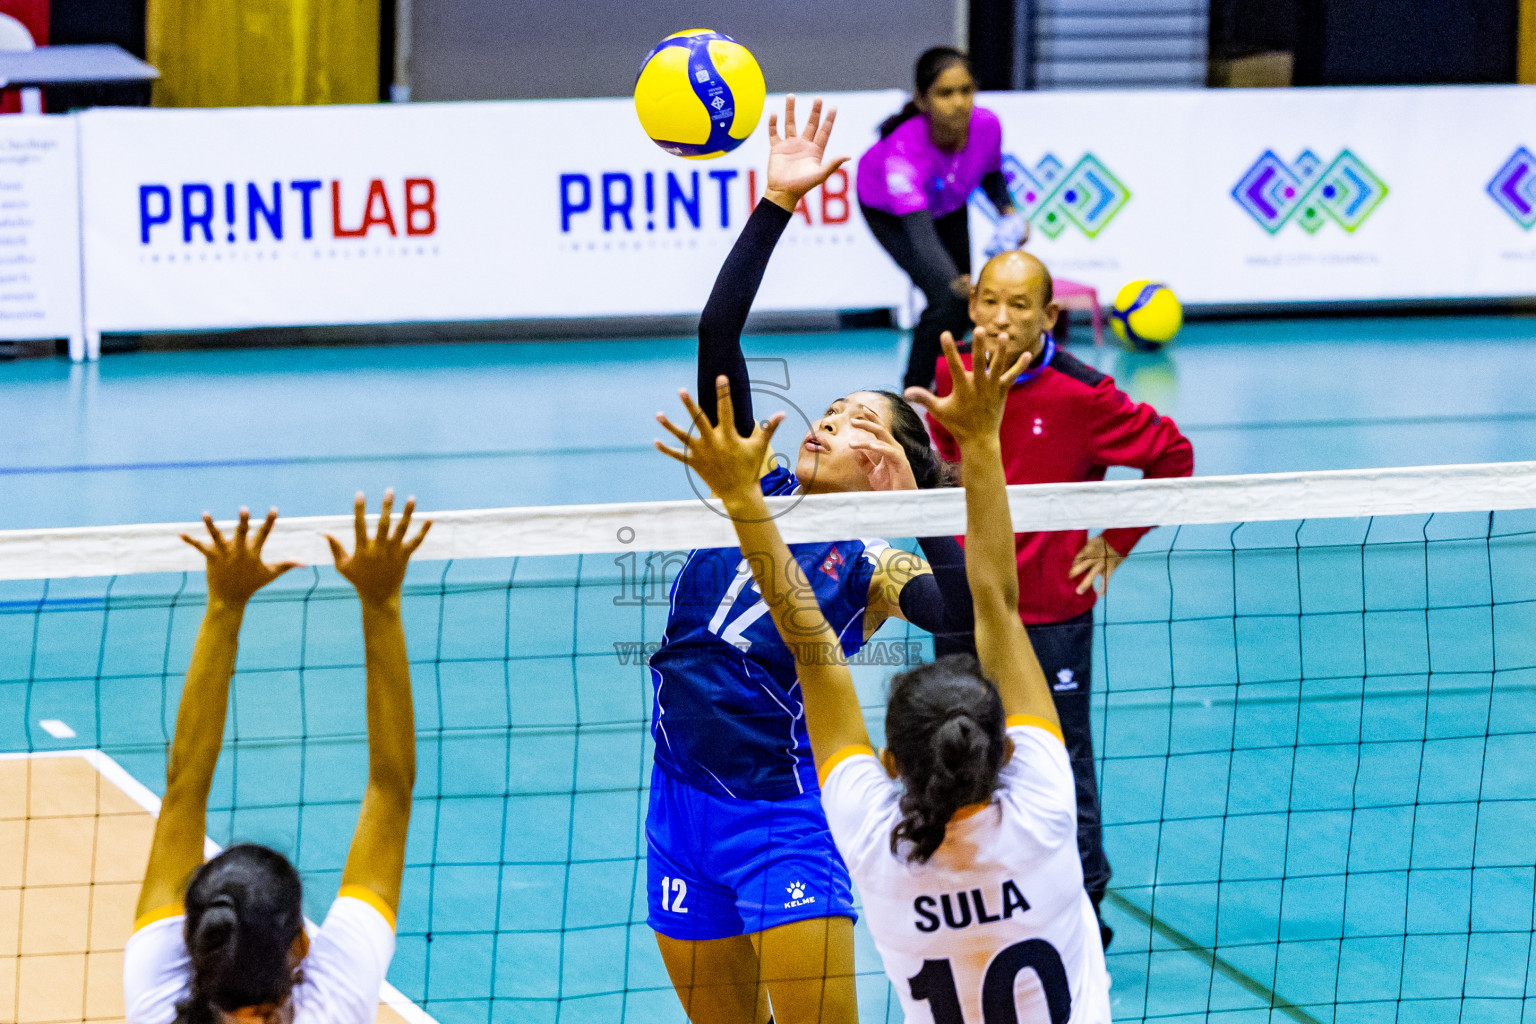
327, 490, 431, 921
906, 332, 1060, 731
656, 377, 872, 768
137, 509, 300, 922
698, 94, 848, 439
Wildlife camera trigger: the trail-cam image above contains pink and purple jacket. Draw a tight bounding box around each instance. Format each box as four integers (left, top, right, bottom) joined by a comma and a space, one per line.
855, 106, 1004, 219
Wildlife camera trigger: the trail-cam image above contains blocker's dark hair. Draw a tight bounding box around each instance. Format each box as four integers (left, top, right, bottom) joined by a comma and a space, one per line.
874, 390, 957, 489
879, 47, 974, 138
175, 844, 305, 1024
885, 654, 1008, 863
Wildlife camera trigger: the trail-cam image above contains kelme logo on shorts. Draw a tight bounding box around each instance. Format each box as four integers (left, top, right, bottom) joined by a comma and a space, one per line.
784, 881, 816, 909
972, 153, 1132, 239
1487, 147, 1536, 229
1232, 149, 1388, 234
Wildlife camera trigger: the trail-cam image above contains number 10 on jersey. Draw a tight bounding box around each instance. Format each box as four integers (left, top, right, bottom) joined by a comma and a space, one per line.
910, 939, 1070, 1024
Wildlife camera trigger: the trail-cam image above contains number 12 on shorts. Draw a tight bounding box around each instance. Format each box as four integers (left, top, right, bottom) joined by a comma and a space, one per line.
660, 876, 689, 913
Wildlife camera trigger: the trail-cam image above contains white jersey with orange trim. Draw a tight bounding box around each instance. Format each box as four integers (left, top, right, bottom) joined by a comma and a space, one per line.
820, 719, 1111, 1024
123, 887, 396, 1024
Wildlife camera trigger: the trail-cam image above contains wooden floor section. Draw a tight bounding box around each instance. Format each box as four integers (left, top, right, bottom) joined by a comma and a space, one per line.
0, 754, 417, 1024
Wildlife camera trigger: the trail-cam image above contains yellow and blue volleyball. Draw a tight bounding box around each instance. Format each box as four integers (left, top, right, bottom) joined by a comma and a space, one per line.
1110, 280, 1183, 351
634, 30, 765, 160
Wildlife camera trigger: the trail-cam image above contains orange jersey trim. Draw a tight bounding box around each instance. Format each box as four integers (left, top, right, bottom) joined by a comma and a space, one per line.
817, 744, 876, 787
1006, 714, 1065, 744
338, 884, 398, 931
950, 801, 990, 822
133, 902, 185, 933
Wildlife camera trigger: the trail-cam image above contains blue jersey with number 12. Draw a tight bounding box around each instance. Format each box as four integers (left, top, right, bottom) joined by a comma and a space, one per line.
648, 466, 888, 801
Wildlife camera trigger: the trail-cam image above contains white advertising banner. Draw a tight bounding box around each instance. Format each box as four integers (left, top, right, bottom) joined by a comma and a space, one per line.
74, 85, 1536, 340
969, 86, 1536, 304
0, 117, 83, 351
77, 92, 907, 334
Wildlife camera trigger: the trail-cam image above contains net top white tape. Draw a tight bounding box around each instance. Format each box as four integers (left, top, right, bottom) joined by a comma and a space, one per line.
3, 461, 1535, 583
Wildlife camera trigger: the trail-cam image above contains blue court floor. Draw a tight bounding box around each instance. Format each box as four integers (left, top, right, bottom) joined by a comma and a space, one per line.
3, 313, 1536, 1024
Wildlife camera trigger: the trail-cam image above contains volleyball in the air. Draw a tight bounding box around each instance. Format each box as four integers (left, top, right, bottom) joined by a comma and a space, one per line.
1110, 280, 1183, 351
634, 30, 765, 159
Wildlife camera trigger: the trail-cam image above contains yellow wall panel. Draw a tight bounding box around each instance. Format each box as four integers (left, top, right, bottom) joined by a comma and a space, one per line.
148, 0, 379, 107
1522, 0, 1536, 84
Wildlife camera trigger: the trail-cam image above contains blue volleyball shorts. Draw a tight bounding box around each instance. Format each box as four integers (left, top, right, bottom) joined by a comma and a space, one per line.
645, 764, 857, 941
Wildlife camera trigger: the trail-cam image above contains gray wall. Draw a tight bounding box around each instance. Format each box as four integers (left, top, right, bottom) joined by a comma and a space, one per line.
407, 0, 959, 100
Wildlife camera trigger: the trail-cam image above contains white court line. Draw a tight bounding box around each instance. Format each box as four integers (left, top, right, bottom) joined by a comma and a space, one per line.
1, 748, 441, 1024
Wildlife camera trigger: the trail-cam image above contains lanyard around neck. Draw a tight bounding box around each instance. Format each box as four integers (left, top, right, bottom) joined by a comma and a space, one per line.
1011, 333, 1056, 387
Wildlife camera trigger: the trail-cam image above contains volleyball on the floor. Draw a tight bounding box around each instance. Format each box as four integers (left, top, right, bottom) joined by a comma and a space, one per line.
634, 30, 765, 159
1110, 280, 1183, 351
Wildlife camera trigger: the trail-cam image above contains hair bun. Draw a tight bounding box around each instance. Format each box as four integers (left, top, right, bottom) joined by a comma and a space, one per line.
191, 901, 238, 957
934, 714, 982, 768
885, 658, 1007, 864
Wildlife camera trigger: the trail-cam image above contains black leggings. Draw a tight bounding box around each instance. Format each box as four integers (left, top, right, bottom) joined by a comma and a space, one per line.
1024, 610, 1111, 904
861, 204, 973, 391
935, 609, 1112, 906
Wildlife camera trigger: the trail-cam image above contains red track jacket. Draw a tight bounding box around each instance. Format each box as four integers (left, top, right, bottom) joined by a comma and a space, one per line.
927, 343, 1194, 625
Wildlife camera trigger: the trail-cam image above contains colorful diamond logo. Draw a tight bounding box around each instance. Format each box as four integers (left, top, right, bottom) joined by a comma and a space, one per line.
970, 153, 1131, 239
1488, 147, 1536, 229
1232, 149, 1387, 234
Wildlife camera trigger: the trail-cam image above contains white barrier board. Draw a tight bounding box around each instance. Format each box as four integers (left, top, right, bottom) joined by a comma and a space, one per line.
75, 86, 1536, 337
0, 116, 82, 348
77, 93, 908, 333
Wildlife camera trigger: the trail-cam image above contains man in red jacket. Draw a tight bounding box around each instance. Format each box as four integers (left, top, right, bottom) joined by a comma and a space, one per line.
917, 249, 1194, 947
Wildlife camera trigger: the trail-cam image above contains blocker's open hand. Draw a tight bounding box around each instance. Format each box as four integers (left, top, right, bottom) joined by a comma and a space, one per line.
764, 95, 848, 209
181, 507, 301, 609
325, 490, 432, 608
905, 330, 1029, 449
656, 375, 785, 508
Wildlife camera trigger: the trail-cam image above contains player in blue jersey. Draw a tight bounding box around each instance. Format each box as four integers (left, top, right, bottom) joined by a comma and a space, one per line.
645, 96, 975, 1024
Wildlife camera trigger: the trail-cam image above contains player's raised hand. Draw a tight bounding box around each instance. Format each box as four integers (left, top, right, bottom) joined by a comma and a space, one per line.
181, 507, 301, 609
904, 330, 1028, 448
656, 375, 785, 507
325, 490, 432, 608
764, 95, 848, 207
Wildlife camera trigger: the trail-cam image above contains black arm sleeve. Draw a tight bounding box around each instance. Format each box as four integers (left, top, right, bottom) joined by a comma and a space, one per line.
698, 199, 793, 437
900, 211, 962, 299
899, 535, 979, 659
980, 169, 1013, 212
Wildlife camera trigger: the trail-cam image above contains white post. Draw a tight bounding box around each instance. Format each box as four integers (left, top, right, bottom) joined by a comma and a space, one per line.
391, 0, 413, 102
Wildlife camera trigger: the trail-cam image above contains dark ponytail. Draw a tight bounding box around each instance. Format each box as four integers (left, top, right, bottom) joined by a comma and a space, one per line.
874, 391, 957, 489
175, 844, 305, 1024
878, 46, 973, 138
886, 655, 1007, 863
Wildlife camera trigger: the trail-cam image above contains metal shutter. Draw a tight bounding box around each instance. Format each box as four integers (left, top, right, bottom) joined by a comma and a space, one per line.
1025, 0, 1208, 89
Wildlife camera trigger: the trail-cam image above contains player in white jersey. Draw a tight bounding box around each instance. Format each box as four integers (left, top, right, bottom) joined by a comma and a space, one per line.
654, 328, 1110, 1024
126, 495, 429, 1024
